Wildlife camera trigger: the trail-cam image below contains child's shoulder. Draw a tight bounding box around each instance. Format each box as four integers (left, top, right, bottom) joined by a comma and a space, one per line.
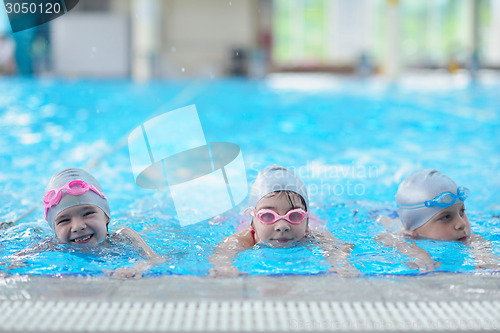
109, 227, 160, 259
222, 227, 256, 249
114, 227, 136, 236
375, 214, 406, 234
108, 227, 140, 243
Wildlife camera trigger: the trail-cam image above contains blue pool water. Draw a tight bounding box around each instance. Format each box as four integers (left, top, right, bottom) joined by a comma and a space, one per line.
0, 74, 499, 277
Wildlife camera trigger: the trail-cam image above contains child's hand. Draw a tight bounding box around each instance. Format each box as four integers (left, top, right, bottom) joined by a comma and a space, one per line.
475, 262, 500, 271
103, 256, 167, 279
374, 232, 398, 247
5, 260, 29, 271
467, 233, 500, 271
402, 240, 442, 273
0, 257, 29, 272
337, 242, 354, 254
104, 267, 143, 279
328, 263, 360, 277
208, 266, 240, 278
404, 256, 442, 273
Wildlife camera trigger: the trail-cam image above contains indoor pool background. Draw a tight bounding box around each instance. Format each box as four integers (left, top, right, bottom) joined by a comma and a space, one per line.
0, 74, 499, 277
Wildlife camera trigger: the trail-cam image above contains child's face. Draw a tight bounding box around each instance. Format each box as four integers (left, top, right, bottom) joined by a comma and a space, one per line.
411, 203, 471, 241
53, 204, 109, 246
252, 192, 308, 248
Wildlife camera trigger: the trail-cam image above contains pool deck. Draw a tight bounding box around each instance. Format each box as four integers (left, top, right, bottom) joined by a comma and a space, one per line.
1, 273, 500, 332
2, 272, 500, 303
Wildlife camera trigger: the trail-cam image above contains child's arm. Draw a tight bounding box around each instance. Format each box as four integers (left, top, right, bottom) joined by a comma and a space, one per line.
208, 227, 255, 278
375, 230, 442, 273
115, 227, 160, 259
10, 237, 58, 257
375, 216, 441, 273
310, 228, 360, 277
0, 237, 59, 271
104, 227, 167, 279
467, 233, 500, 271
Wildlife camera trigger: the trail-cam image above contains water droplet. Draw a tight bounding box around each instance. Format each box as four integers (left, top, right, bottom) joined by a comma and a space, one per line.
181, 67, 185, 72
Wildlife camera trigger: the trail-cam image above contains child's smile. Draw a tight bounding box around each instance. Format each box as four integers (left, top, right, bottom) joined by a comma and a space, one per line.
54, 205, 109, 246
71, 233, 95, 244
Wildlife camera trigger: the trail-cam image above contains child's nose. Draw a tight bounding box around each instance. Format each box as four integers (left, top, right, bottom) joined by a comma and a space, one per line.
454, 216, 466, 230
274, 220, 290, 232
71, 217, 86, 232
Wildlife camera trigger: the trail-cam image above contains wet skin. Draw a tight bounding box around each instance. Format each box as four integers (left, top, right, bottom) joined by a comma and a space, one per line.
251, 193, 309, 248
411, 203, 471, 241
54, 204, 109, 246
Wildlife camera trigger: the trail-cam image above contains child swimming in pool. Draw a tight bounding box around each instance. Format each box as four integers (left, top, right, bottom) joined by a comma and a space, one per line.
209, 165, 358, 278
6, 168, 165, 279
376, 169, 500, 273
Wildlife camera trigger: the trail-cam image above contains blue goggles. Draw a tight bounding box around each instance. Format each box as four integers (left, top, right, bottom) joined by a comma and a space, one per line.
398, 186, 470, 209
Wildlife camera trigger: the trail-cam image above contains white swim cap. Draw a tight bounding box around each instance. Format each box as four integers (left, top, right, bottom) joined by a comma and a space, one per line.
248, 165, 308, 209
44, 168, 110, 230
396, 169, 462, 231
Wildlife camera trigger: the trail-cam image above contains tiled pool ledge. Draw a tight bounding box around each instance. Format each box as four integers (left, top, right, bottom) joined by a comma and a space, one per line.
2, 273, 500, 302
1, 273, 500, 332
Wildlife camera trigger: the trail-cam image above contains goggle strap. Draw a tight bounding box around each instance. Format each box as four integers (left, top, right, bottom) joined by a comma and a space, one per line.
398, 202, 426, 209
398, 186, 469, 210
43, 180, 107, 218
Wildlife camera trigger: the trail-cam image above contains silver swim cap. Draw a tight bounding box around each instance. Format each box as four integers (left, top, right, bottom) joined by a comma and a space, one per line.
396, 169, 461, 231
248, 165, 308, 209
44, 168, 110, 230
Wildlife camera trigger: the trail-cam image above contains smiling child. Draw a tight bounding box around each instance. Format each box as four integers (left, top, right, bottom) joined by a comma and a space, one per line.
6, 168, 165, 278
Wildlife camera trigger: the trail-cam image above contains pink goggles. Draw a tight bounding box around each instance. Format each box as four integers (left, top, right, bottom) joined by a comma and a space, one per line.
249, 208, 308, 224
43, 179, 107, 218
